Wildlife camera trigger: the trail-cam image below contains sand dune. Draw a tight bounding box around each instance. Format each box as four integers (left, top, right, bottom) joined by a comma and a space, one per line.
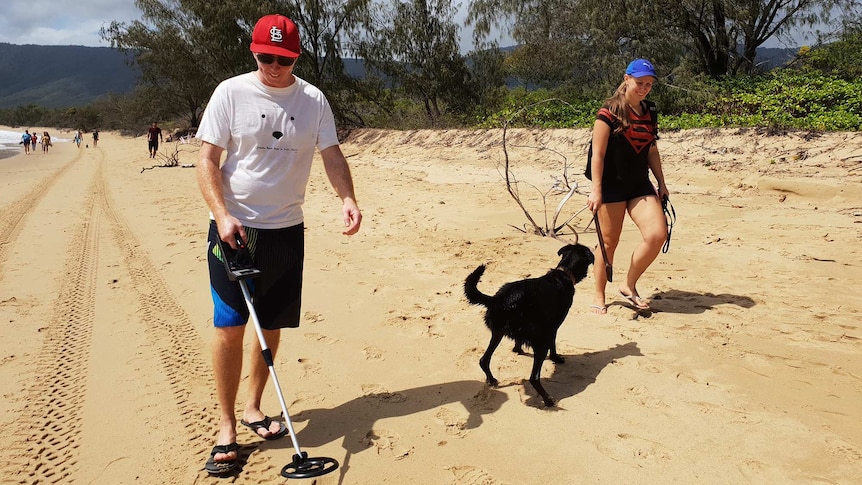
0, 125, 859, 484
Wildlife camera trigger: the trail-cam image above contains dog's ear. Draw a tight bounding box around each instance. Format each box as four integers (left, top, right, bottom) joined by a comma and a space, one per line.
558, 244, 574, 256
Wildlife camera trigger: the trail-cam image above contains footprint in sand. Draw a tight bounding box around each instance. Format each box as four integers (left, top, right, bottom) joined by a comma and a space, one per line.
360, 384, 407, 403
303, 311, 324, 324
826, 437, 862, 462
303, 332, 339, 344
593, 433, 675, 465
291, 390, 325, 407
626, 385, 669, 409
362, 428, 412, 459
467, 386, 503, 412
297, 357, 321, 377
363, 346, 384, 360
446, 465, 505, 485
434, 407, 469, 437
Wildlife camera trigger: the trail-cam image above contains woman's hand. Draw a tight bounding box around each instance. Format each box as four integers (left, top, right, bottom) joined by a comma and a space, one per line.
587, 190, 602, 213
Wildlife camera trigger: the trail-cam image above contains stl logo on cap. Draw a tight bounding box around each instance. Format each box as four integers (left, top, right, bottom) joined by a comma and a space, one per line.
269, 26, 283, 43
251, 14, 301, 57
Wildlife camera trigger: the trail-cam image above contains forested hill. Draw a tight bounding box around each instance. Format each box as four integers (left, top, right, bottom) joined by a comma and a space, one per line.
0, 43, 140, 109
0, 42, 796, 110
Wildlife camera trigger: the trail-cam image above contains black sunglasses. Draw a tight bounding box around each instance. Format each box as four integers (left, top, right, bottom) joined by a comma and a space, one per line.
256, 54, 297, 67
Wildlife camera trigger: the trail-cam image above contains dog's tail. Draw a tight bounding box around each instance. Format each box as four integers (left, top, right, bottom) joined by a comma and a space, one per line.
464, 265, 495, 307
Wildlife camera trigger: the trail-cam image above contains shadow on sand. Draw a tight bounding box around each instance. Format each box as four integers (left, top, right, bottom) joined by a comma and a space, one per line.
645, 289, 756, 315
258, 341, 641, 483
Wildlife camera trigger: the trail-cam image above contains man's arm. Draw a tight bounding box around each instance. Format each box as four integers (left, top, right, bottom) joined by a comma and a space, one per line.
197, 141, 245, 247
319, 144, 361, 235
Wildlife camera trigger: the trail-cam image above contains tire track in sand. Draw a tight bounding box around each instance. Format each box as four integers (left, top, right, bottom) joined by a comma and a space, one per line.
3, 150, 102, 484
3, 151, 216, 483
95, 157, 219, 476
0, 149, 84, 277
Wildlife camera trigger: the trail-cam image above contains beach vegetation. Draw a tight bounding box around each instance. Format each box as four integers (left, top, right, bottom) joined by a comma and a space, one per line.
1, 1, 861, 134
468, 0, 859, 78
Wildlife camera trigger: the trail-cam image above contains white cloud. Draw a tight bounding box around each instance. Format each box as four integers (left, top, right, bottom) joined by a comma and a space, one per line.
0, 1, 514, 52
0, 0, 142, 46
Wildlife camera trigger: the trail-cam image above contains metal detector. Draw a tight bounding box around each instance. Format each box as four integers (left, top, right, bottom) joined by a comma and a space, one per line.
217, 233, 339, 479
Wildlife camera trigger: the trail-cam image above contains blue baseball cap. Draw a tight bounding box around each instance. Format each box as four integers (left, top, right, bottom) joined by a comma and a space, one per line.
625, 58, 657, 78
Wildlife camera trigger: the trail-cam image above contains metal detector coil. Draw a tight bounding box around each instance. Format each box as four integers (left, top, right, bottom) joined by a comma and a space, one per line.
217, 232, 339, 479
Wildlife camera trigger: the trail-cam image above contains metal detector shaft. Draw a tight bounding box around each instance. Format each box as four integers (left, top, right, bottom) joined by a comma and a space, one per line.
593, 213, 613, 282
237, 279, 304, 456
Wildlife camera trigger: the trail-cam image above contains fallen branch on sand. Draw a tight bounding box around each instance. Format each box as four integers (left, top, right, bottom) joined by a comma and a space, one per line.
497, 99, 590, 242
140, 136, 198, 173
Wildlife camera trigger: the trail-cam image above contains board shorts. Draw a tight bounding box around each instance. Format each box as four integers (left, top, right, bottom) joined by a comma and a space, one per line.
207, 221, 304, 329
148, 140, 159, 151
601, 176, 657, 204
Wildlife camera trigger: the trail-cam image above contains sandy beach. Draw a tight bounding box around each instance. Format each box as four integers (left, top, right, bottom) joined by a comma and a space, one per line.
0, 125, 859, 484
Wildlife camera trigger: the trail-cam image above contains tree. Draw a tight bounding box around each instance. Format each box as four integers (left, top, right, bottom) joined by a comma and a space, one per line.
102, 0, 378, 127
101, 0, 267, 128
355, 0, 478, 125
467, 0, 862, 81
467, 0, 678, 92
795, 21, 862, 79
274, 0, 378, 126
658, 0, 861, 76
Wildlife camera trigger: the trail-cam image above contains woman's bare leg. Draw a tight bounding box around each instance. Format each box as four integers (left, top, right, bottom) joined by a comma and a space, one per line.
619, 195, 666, 305
592, 202, 627, 314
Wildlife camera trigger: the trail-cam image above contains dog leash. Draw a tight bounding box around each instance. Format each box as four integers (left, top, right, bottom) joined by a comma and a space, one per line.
593, 213, 613, 282
662, 195, 676, 254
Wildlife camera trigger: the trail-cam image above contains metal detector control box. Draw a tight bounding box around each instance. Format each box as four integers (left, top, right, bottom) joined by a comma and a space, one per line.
216, 234, 261, 281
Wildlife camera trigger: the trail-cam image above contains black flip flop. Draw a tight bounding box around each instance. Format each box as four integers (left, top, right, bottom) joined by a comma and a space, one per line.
241, 416, 288, 441
205, 442, 239, 476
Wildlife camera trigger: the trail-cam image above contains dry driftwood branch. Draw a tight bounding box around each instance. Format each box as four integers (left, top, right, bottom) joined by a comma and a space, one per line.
141, 136, 199, 173
499, 99, 588, 241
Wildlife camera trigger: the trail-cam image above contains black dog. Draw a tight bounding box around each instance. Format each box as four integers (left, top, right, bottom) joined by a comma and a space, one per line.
464, 244, 594, 407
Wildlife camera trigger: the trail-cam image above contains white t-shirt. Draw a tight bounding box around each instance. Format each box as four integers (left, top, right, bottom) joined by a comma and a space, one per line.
196, 72, 340, 229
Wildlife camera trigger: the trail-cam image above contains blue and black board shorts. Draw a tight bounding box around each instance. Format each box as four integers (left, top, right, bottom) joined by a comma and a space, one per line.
207, 221, 304, 329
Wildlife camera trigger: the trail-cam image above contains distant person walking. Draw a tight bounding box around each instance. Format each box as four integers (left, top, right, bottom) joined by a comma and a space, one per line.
21, 130, 31, 154
92, 130, 99, 147
30, 132, 37, 152
41, 132, 51, 153
147, 122, 163, 158
74, 130, 83, 148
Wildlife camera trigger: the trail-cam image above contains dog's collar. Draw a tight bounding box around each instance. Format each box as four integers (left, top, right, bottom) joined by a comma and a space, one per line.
554, 266, 577, 285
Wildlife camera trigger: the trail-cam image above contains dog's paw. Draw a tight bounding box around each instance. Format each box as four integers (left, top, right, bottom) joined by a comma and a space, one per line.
549, 353, 565, 364
485, 377, 499, 387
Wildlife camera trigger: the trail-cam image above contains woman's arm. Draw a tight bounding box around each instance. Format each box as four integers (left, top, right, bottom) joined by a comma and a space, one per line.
587, 120, 611, 212
647, 143, 669, 199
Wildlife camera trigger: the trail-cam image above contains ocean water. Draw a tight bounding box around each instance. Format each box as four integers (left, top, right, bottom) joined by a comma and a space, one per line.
0, 129, 71, 159
0, 129, 70, 146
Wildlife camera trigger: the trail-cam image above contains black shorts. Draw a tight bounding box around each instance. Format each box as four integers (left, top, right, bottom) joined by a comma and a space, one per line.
148, 140, 159, 151
207, 221, 304, 329
602, 176, 657, 203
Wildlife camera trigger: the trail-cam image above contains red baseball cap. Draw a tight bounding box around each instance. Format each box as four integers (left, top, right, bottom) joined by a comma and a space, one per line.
250, 14, 301, 58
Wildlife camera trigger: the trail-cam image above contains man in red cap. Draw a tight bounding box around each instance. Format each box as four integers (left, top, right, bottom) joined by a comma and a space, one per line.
196, 13, 362, 475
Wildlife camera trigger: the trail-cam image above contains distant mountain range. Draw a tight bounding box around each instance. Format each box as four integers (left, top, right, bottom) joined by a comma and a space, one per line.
0, 43, 798, 109
0, 43, 140, 109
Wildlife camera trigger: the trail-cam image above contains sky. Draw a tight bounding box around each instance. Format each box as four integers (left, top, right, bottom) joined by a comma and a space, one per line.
0, 0, 511, 53
1, 0, 820, 53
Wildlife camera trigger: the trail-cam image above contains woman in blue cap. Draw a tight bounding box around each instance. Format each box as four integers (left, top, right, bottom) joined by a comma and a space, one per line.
586, 58, 669, 314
